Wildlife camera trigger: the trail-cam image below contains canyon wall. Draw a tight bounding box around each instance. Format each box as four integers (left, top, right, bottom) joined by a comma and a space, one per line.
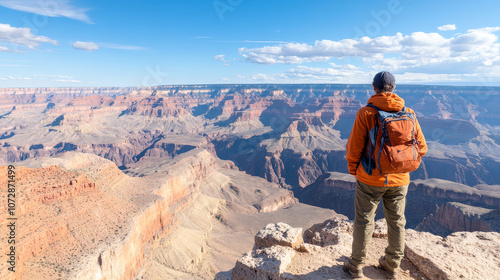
0, 149, 300, 279
297, 172, 500, 229
2, 84, 500, 189
416, 202, 500, 236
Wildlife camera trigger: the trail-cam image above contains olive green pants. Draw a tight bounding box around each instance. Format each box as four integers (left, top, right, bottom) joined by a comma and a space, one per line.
349, 180, 408, 269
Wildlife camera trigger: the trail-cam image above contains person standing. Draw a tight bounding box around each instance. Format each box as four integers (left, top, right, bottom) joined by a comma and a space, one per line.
343, 71, 427, 279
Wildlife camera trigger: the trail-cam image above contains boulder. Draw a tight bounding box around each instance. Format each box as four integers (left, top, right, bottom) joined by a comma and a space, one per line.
255, 222, 304, 250
231, 245, 296, 280
373, 218, 388, 238
303, 217, 353, 247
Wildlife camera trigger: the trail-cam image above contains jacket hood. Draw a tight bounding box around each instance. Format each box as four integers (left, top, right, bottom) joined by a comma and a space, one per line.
367, 92, 405, 111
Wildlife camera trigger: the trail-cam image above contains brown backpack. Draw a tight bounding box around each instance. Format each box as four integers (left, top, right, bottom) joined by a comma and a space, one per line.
360, 104, 422, 183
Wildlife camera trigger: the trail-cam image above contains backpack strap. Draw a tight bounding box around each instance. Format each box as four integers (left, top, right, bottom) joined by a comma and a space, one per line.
360, 104, 380, 175
366, 103, 380, 111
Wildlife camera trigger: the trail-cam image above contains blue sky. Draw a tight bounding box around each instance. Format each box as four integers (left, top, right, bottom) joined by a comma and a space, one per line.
1, 0, 500, 87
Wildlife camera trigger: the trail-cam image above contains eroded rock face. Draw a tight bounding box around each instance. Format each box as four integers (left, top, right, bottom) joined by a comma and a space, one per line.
416, 202, 498, 236
255, 223, 303, 250
1, 149, 298, 280
298, 172, 500, 231
303, 217, 353, 247
405, 229, 500, 280
232, 245, 296, 280
3, 85, 500, 190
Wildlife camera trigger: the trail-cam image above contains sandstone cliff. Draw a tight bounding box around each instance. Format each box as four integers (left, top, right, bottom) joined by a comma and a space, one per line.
0, 149, 318, 279
416, 202, 500, 236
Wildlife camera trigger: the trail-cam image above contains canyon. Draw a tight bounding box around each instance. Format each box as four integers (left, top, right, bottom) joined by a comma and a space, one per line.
1, 150, 335, 279
1, 84, 500, 279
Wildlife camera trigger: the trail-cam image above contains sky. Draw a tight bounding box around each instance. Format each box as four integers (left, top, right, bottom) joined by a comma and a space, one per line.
1, 0, 500, 87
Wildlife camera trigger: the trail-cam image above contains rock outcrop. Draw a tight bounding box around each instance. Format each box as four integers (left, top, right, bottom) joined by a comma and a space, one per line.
221, 219, 428, 280
405, 229, 500, 280
254, 223, 304, 251
303, 217, 353, 247
232, 246, 296, 280
416, 202, 500, 236
224, 218, 500, 280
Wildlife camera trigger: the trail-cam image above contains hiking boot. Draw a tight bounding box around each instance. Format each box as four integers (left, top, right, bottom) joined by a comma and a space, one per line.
378, 256, 397, 279
343, 259, 364, 278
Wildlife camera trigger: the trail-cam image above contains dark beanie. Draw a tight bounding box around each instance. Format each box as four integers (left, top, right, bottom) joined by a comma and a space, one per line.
373, 71, 395, 90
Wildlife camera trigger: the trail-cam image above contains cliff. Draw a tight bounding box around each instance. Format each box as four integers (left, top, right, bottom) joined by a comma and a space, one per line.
0, 149, 305, 279
2, 84, 500, 189
416, 202, 500, 236
297, 172, 500, 229
221, 219, 500, 280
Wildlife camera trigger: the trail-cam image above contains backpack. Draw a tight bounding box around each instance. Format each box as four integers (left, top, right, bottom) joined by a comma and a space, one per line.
360, 104, 421, 182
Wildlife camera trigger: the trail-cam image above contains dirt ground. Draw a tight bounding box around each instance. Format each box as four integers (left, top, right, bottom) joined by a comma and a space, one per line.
285, 237, 429, 280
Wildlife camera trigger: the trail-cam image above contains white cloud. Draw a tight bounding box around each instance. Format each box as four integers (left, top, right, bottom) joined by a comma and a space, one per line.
219, 40, 290, 44
4, 76, 31, 80
34, 74, 75, 79
56, 79, 81, 83
214, 54, 231, 65
240, 28, 500, 67
239, 27, 500, 80
238, 64, 370, 84
71, 42, 145, 51
396, 72, 477, 83
237, 63, 500, 85
239, 35, 404, 64
0, 23, 57, 50
72, 41, 98, 51
99, 43, 145, 51
0, 0, 92, 23
249, 73, 277, 81
438, 24, 457, 31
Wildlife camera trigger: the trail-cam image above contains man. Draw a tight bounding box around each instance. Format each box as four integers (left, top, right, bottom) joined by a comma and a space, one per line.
343, 71, 427, 279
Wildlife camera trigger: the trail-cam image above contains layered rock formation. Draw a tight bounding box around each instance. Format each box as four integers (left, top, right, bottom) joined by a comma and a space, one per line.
297, 172, 500, 229
2, 84, 500, 279
2, 84, 500, 189
416, 202, 500, 236
1, 148, 342, 279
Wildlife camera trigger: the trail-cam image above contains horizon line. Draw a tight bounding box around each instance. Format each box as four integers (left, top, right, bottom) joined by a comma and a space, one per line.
1, 82, 500, 89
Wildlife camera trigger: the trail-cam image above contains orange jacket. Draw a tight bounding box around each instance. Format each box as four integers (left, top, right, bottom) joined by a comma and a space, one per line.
346, 92, 427, 187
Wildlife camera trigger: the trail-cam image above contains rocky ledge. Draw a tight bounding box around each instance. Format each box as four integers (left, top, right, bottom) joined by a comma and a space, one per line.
218, 218, 500, 280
